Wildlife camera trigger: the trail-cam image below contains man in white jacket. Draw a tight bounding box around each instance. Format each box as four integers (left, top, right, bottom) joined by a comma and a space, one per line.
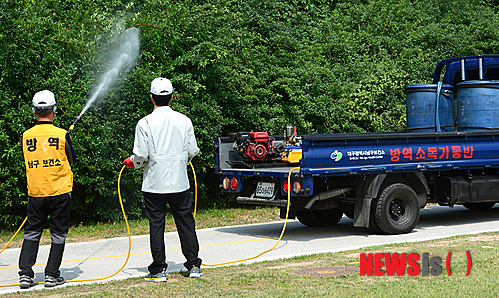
124, 77, 202, 282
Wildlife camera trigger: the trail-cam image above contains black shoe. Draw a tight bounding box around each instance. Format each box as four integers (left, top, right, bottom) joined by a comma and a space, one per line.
19, 275, 33, 289
45, 275, 64, 287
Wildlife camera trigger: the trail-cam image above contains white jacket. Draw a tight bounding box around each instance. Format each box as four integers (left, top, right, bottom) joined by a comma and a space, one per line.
132, 106, 199, 193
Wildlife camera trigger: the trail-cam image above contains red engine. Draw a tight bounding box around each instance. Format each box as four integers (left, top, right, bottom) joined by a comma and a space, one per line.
243, 132, 272, 161
230, 131, 285, 162
229, 127, 296, 163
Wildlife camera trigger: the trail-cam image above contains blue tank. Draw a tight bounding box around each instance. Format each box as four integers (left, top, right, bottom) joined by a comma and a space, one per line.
406, 84, 455, 132
457, 81, 499, 131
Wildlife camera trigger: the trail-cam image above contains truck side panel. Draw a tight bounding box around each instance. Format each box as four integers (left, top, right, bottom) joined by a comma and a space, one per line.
301, 131, 499, 176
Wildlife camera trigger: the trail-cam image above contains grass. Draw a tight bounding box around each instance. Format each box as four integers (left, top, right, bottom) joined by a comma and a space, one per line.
2, 231, 498, 297
2, 206, 498, 297
0, 206, 281, 248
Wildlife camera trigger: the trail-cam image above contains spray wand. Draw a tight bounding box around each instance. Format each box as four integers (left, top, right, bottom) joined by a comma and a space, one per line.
68, 115, 81, 134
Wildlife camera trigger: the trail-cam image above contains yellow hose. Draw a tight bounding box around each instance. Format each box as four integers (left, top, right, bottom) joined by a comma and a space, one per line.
66, 165, 131, 283
189, 162, 198, 219
0, 217, 27, 255
2, 162, 299, 287
199, 166, 300, 267
0, 165, 131, 288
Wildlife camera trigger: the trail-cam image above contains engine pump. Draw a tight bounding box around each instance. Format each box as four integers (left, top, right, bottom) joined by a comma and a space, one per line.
230, 131, 284, 161
243, 132, 271, 161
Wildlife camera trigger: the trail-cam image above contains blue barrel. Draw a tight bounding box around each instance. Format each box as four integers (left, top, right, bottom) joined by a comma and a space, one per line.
457, 81, 499, 131
406, 84, 455, 132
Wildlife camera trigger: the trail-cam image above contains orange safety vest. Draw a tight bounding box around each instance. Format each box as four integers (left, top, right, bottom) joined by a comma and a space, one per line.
22, 124, 73, 197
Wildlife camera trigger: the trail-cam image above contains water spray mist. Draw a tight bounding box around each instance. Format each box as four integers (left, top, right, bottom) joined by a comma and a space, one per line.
69, 27, 140, 132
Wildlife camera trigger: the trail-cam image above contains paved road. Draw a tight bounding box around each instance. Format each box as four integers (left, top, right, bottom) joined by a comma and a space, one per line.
1, 204, 499, 294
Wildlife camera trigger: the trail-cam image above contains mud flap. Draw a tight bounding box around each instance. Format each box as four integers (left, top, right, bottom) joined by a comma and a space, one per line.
353, 197, 372, 228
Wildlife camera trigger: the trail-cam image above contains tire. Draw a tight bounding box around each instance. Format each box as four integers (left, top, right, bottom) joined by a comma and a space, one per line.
296, 209, 343, 227
373, 183, 420, 235
296, 210, 311, 226
462, 202, 496, 210
369, 200, 383, 234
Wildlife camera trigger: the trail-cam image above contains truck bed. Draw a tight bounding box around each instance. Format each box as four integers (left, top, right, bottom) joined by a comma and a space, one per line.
217, 130, 499, 178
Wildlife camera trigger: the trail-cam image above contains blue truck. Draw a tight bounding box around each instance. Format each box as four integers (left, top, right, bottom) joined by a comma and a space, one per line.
215, 55, 499, 235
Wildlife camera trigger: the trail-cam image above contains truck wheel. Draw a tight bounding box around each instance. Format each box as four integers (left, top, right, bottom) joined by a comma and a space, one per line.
296, 209, 343, 227
462, 202, 496, 210
373, 183, 420, 235
369, 201, 383, 234
296, 211, 311, 226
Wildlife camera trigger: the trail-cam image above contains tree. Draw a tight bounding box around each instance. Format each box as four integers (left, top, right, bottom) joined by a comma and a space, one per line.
1, 0, 499, 228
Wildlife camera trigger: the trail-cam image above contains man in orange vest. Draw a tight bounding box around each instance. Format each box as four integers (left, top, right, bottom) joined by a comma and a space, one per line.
18, 90, 76, 289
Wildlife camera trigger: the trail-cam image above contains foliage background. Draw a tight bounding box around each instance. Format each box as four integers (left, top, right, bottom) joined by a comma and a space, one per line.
1, 0, 499, 228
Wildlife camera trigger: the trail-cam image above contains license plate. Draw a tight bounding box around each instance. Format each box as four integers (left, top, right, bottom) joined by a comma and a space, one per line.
255, 182, 275, 198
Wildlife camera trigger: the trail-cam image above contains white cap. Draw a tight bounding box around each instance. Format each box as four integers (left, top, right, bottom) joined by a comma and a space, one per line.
150, 77, 173, 96
33, 90, 56, 107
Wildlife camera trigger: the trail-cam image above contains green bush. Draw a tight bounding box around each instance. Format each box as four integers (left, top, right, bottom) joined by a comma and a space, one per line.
1, 0, 499, 228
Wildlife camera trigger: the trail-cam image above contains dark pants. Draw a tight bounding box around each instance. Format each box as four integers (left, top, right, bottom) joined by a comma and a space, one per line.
18, 193, 72, 278
143, 190, 201, 274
